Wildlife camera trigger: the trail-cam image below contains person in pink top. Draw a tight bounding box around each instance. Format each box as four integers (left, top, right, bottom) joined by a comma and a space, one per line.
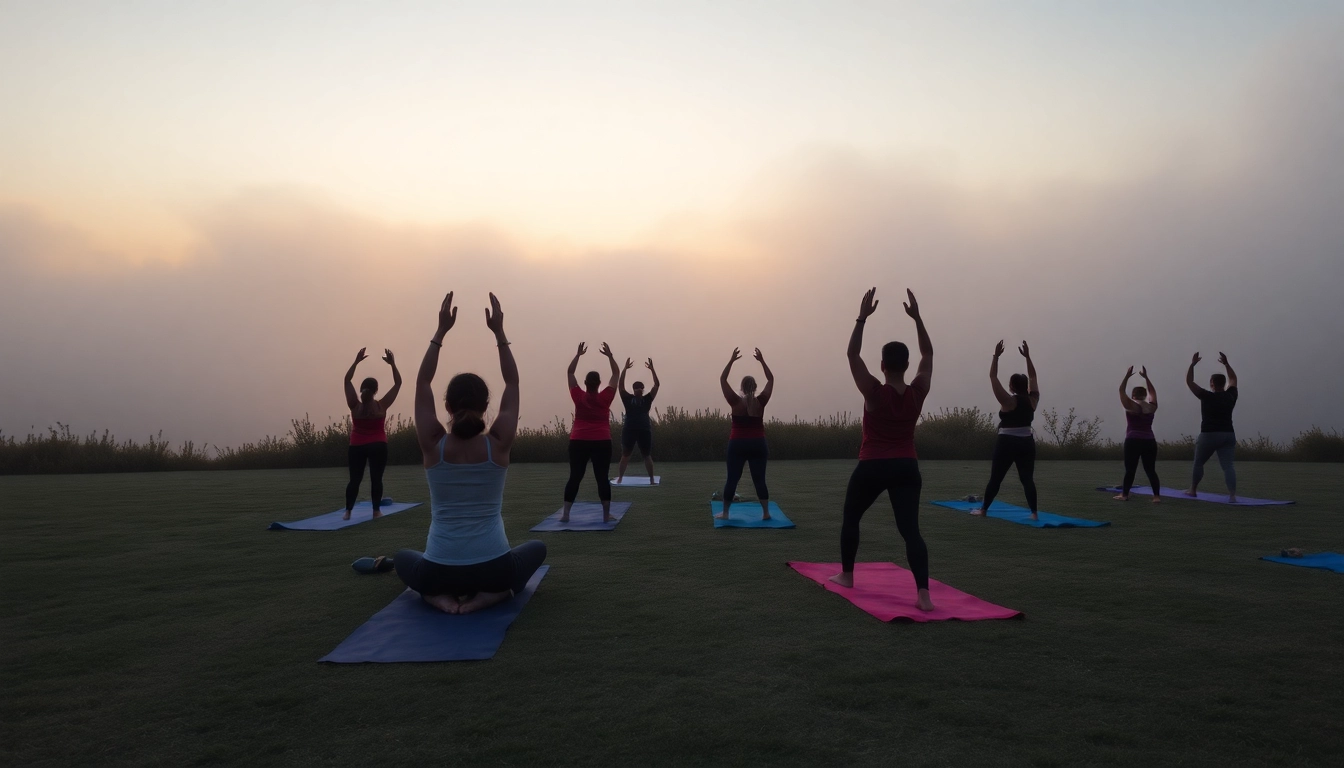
562, 341, 620, 523
828, 288, 934, 612
1114, 366, 1161, 502
342, 347, 402, 520
717, 347, 775, 520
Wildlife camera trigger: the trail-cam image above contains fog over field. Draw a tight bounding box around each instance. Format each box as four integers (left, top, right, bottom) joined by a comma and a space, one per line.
1, 8, 1341, 449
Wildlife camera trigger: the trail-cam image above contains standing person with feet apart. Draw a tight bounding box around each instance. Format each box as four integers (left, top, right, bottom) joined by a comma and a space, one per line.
828, 288, 935, 611
342, 347, 401, 520
1185, 351, 1239, 502
973, 340, 1041, 520
616, 357, 660, 485
717, 347, 775, 521
1114, 366, 1161, 502
561, 341, 619, 523
383, 292, 545, 615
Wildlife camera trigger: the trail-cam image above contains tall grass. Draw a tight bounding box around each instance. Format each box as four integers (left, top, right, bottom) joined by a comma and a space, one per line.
3, 412, 1342, 475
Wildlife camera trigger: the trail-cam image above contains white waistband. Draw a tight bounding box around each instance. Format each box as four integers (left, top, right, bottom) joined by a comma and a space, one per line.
998, 427, 1034, 438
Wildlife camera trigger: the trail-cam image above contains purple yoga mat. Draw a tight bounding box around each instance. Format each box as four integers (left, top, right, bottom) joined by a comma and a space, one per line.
1097, 486, 1293, 506
789, 562, 1023, 623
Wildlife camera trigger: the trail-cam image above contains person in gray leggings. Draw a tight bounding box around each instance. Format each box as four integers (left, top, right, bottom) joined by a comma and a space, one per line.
1185, 351, 1239, 502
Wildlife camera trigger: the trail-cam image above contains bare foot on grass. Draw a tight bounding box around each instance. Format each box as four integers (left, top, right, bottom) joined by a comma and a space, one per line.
1151, 496, 1162, 504
916, 589, 935, 612
1112, 494, 1128, 501
970, 508, 988, 517
828, 572, 854, 588
459, 590, 511, 614
1182, 488, 1198, 498
371, 510, 382, 519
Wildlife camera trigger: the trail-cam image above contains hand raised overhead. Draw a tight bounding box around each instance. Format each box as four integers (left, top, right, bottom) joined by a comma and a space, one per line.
437, 292, 457, 335
858, 287, 879, 320
1140, 366, 1148, 378
645, 358, 655, 371
599, 342, 614, 358
994, 340, 1005, 358
624, 357, 634, 371
1190, 352, 1202, 366
485, 292, 505, 334
903, 289, 920, 320
728, 347, 742, 364
382, 349, 395, 365
1124, 365, 1134, 378
576, 342, 588, 356
1217, 351, 1229, 366
753, 348, 765, 363
354, 347, 368, 364
1018, 340, 1031, 358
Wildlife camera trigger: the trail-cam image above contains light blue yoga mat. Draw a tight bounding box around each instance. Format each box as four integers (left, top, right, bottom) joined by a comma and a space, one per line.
711, 501, 795, 528
1261, 552, 1344, 573
269, 500, 421, 531
531, 501, 632, 532
1097, 486, 1294, 506
931, 500, 1110, 528
320, 566, 549, 663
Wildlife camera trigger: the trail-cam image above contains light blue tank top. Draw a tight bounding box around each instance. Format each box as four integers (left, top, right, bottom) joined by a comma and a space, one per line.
423, 434, 511, 566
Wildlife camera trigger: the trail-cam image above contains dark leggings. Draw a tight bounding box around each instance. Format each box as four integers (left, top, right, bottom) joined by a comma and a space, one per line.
724, 438, 769, 502
346, 442, 388, 511
841, 458, 928, 589
1122, 438, 1160, 495
395, 541, 547, 597
982, 435, 1037, 512
564, 439, 612, 503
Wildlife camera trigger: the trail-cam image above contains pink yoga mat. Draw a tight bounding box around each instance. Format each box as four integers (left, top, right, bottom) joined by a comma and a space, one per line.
789, 561, 1023, 623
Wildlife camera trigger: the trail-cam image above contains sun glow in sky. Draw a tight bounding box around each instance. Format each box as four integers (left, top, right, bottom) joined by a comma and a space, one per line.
2, 1, 1331, 255
3, 2, 1343, 447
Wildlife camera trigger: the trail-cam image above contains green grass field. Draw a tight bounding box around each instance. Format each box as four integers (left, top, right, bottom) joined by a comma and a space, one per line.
3, 460, 1342, 766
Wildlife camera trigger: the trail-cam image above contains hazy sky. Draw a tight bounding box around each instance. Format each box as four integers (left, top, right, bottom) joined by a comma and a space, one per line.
2, 2, 1342, 449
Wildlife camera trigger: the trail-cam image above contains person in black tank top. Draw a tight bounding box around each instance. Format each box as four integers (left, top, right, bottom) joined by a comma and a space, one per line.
1184, 351, 1240, 502
973, 340, 1041, 520
616, 357, 661, 484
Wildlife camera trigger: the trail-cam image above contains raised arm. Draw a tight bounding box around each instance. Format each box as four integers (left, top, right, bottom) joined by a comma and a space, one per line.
1118, 366, 1139, 412
344, 348, 367, 411
905, 289, 933, 391
646, 358, 661, 399
619, 358, 632, 396
485, 293, 519, 450
720, 348, 742, 405
567, 342, 586, 390
989, 341, 1014, 410
755, 348, 775, 404
1020, 340, 1039, 406
1219, 352, 1237, 388
1186, 352, 1204, 396
600, 343, 619, 389
378, 349, 402, 410
415, 293, 456, 455
847, 288, 881, 399
1141, 366, 1157, 406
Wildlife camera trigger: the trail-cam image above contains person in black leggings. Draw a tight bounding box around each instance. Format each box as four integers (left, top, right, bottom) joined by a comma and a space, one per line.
342, 347, 401, 520
973, 340, 1040, 520
717, 347, 775, 520
829, 288, 935, 611
1114, 365, 1161, 502
561, 342, 620, 523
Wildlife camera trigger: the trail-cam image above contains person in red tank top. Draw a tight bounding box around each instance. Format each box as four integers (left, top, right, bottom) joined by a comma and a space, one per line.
343, 346, 402, 520
717, 347, 775, 521
561, 341, 620, 523
828, 288, 935, 612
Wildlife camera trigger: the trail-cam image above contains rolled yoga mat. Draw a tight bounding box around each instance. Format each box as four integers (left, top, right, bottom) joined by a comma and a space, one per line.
789, 562, 1022, 623
711, 500, 795, 529
320, 566, 549, 662
931, 500, 1109, 528
611, 476, 661, 487
1097, 486, 1294, 506
1260, 552, 1344, 573
531, 501, 632, 532
269, 500, 421, 531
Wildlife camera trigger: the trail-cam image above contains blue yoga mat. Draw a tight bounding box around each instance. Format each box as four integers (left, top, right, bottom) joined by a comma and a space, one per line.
1097, 486, 1294, 506
931, 500, 1110, 528
711, 501, 795, 528
531, 501, 632, 532
1261, 552, 1344, 573
269, 500, 421, 531
320, 566, 549, 662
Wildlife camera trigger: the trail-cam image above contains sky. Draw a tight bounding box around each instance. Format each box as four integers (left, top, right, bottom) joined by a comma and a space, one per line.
2, 1, 1342, 449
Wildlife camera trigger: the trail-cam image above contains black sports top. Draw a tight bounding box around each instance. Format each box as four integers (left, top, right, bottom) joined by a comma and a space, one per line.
998, 392, 1038, 429
1195, 387, 1237, 433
